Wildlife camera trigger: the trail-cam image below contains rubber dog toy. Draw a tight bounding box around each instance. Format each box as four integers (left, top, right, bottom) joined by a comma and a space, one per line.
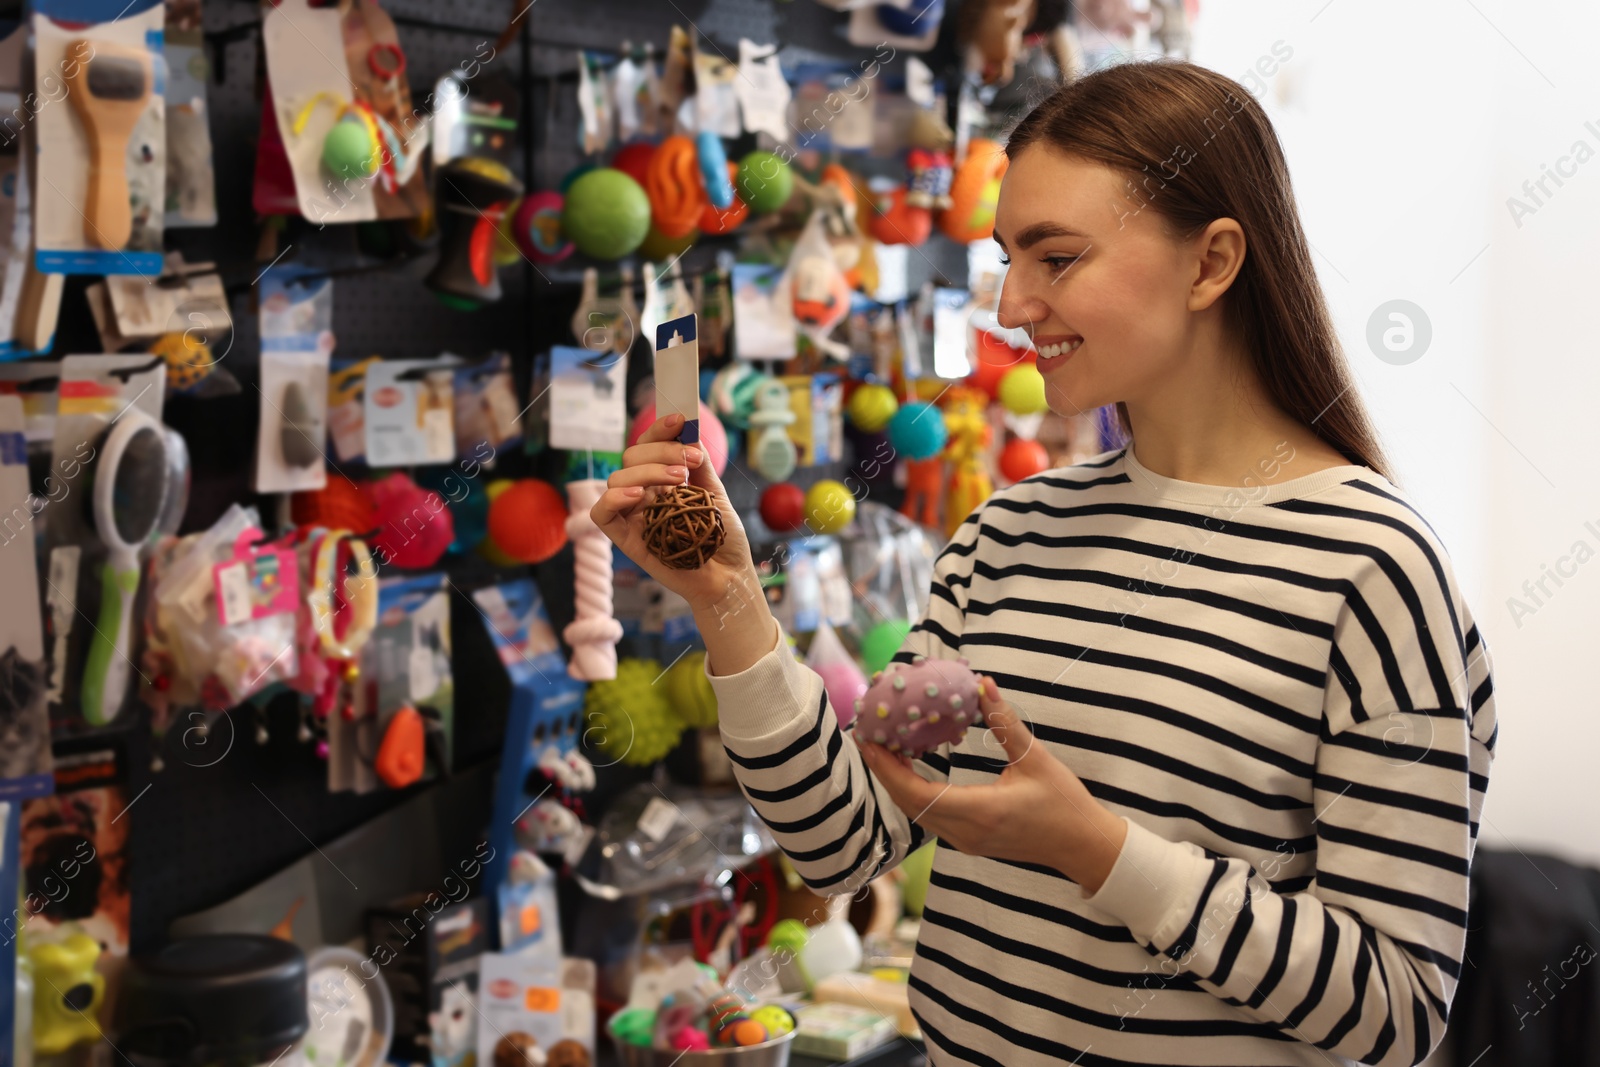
30, 933, 105, 1053
854, 655, 983, 756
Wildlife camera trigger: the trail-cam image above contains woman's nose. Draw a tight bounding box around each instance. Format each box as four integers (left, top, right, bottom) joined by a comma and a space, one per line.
996, 280, 1044, 333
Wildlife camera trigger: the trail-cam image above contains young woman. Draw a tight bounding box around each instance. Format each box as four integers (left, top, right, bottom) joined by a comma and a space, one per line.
593, 60, 1498, 1067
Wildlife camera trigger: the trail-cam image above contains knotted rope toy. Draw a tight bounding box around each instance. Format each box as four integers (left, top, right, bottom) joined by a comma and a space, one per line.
641, 484, 726, 569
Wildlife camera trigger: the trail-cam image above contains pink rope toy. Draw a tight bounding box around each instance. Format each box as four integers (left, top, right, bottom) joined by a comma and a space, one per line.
563, 479, 625, 680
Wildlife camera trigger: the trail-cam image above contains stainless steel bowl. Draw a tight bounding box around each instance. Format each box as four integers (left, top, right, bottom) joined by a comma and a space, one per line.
607, 1026, 795, 1067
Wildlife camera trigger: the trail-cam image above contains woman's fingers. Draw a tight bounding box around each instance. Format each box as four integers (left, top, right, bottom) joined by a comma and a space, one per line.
622, 440, 702, 470
590, 485, 646, 533
608, 463, 688, 489
636, 413, 686, 445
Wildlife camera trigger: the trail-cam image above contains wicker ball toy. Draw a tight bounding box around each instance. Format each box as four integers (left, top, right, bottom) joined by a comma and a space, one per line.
544, 1039, 591, 1067
642, 484, 726, 570
662, 650, 718, 728
583, 658, 684, 766
854, 655, 984, 757
493, 1032, 544, 1067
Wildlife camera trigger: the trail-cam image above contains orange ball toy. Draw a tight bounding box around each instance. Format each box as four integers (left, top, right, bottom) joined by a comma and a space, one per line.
999, 438, 1051, 482
487, 479, 569, 563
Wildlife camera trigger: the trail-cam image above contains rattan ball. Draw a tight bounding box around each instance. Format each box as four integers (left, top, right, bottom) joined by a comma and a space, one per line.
641, 484, 726, 569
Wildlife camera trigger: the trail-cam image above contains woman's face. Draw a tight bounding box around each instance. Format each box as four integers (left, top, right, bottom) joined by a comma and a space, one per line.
993, 145, 1211, 418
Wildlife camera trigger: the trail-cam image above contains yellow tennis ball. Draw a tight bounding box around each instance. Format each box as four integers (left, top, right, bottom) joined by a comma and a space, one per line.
804, 479, 857, 535
998, 365, 1047, 415
847, 384, 899, 433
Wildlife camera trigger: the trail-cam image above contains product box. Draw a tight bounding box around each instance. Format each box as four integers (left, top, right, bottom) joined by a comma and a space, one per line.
780, 372, 843, 467
366, 894, 489, 1061
792, 1001, 897, 1060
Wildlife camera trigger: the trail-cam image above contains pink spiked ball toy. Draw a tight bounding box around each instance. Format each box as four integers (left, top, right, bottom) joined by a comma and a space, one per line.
853, 655, 983, 757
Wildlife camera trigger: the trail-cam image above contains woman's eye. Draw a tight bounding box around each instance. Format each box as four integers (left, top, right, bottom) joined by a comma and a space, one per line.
998, 255, 1012, 266
1043, 256, 1079, 271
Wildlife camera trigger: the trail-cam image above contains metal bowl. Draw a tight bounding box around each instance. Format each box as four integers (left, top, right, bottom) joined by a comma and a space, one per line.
607, 1026, 795, 1067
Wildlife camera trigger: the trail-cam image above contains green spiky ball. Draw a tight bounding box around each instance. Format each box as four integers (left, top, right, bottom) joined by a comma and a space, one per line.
584, 658, 683, 766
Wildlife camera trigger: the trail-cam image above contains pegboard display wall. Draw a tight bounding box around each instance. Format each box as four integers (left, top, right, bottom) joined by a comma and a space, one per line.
85, 0, 977, 950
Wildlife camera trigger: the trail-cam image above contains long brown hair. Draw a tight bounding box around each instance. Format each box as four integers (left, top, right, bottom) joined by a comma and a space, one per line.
1005, 59, 1395, 483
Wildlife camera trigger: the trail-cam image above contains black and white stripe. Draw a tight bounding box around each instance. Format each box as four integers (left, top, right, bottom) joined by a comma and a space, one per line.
711, 445, 1497, 1066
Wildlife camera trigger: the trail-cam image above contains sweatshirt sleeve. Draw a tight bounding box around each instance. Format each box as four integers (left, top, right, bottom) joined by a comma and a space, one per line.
708, 509, 984, 897
1081, 542, 1499, 1067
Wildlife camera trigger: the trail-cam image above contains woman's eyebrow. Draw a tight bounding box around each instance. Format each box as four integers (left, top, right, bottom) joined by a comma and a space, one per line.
1013, 221, 1090, 248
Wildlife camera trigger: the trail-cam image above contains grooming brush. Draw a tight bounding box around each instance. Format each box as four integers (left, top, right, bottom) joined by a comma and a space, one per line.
64, 40, 152, 251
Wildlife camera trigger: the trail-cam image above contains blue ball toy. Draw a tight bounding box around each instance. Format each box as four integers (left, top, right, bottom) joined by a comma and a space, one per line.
888, 401, 947, 460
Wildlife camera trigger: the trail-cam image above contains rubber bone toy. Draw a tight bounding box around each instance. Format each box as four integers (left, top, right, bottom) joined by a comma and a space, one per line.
853, 655, 984, 757
564, 479, 624, 680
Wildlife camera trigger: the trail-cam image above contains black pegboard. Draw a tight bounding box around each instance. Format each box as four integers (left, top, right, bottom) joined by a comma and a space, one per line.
59, 0, 980, 951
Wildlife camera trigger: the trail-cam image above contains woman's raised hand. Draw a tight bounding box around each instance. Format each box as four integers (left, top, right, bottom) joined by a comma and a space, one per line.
590, 413, 759, 615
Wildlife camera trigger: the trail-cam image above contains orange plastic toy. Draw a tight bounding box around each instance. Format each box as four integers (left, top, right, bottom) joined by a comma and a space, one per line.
940, 139, 1009, 243
646, 135, 707, 239
700, 163, 748, 234
865, 183, 932, 246
375, 704, 426, 788
901, 455, 943, 530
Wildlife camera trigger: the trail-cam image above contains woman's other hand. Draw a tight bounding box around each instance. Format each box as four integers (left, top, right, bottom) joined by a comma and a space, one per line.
860, 675, 1130, 895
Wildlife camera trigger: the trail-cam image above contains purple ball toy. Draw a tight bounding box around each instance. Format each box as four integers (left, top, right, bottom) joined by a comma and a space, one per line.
853, 655, 983, 756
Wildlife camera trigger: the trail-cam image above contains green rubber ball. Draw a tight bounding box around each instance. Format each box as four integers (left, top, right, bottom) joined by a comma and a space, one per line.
323, 119, 378, 182
737, 150, 794, 214
562, 168, 652, 260
860, 619, 912, 675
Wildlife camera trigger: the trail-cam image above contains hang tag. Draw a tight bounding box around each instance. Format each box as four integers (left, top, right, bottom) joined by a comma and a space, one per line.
654, 313, 700, 444
576, 51, 612, 155
694, 49, 743, 138
637, 795, 680, 843
364, 359, 457, 467
906, 56, 935, 108
933, 287, 974, 379
409, 644, 438, 704
897, 302, 923, 380
212, 536, 300, 627
735, 40, 792, 142
548, 345, 628, 453
732, 263, 796, 360
611, 55, 643, 142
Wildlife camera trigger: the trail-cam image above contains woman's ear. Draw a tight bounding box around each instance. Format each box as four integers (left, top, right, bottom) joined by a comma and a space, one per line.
1187, 218, 1247, 311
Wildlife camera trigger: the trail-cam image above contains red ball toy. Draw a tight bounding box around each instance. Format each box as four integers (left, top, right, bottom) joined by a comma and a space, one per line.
759, 483, 806, 533
487, 479, 569, 563
369, 472, 455, 568
999, 438, 1051, 482
611, 141, 657, 186
291, 478, 377, 534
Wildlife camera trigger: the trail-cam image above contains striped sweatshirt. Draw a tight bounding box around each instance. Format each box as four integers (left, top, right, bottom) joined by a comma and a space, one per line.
706, 443, 1499, 1067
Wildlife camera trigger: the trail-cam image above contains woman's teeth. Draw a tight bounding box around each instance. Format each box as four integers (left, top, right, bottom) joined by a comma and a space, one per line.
1036, 339, 1083, 359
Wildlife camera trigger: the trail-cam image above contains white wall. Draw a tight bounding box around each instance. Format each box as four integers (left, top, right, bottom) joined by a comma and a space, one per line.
1189, 0, 1600, 863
